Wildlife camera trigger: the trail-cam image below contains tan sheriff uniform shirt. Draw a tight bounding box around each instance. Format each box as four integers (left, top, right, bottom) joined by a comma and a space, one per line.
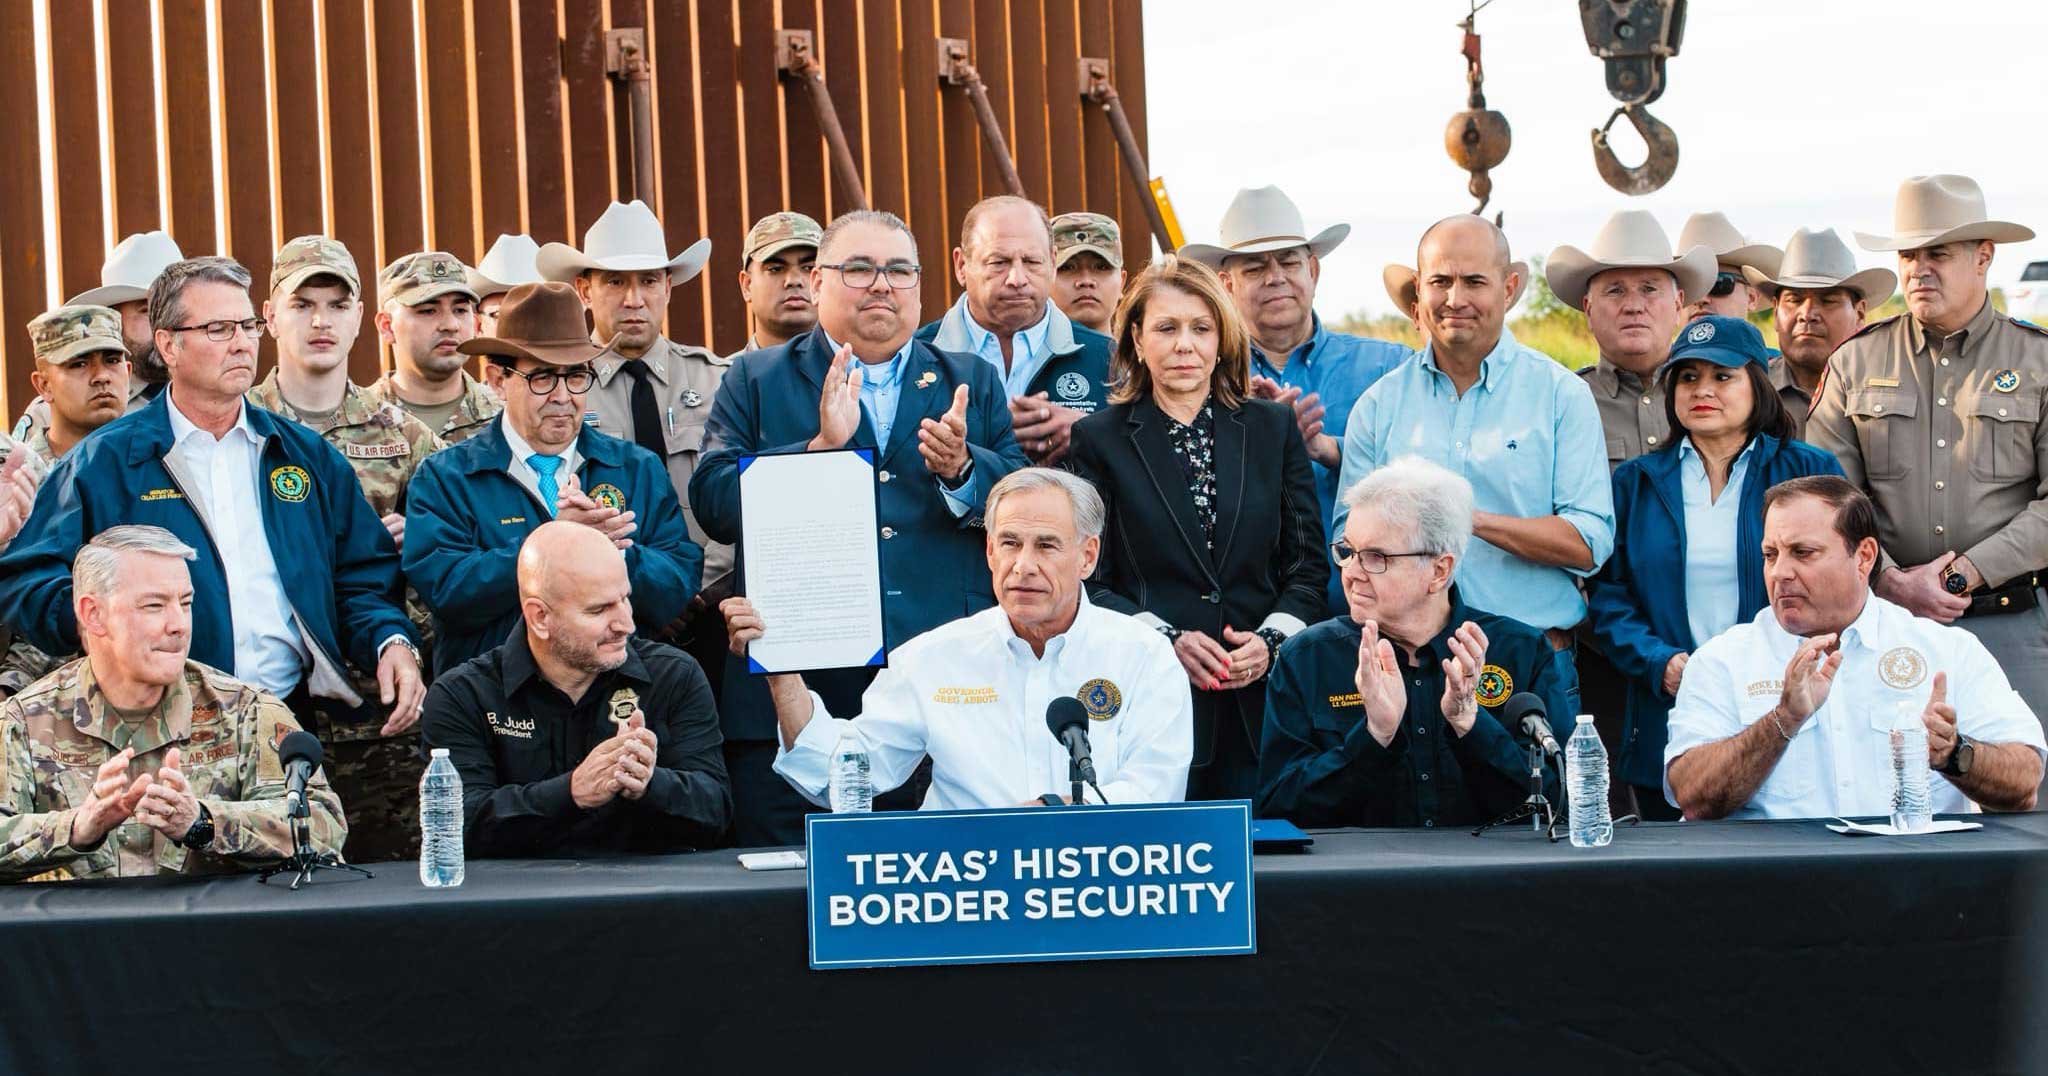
585, 337, 736, 598
1768, 356, 1819, 441
1805, 300, 2048, 586
1578, 359, 1671, 467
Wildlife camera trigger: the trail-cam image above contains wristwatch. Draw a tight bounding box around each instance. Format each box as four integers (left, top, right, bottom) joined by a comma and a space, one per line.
1940, 734, 1975, 777
179, 803, 216, 850
1254, 626, 1287, 667
1942, 564, 1971, 596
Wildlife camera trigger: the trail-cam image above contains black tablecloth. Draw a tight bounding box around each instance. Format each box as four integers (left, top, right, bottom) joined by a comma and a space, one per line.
3, 815, 2045, 1075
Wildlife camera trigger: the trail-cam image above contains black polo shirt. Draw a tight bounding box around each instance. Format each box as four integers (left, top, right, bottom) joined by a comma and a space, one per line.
1255, 590, 1579, 829
421, 629, 731, 857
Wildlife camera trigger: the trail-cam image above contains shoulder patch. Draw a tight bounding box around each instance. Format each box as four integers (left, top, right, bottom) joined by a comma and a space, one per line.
2013, 318, 2048, 339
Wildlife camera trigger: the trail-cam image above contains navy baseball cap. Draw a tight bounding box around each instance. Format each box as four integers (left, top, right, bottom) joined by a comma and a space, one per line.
1660, 314, 1771, 374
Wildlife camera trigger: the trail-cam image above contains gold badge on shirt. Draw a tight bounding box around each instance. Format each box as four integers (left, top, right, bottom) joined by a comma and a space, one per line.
1993, 369, 2020, 393
1878, 646, 1928, 690
1475, 665, 1513, 707
609, 688, 639, 732
1078, 678, 1122, 720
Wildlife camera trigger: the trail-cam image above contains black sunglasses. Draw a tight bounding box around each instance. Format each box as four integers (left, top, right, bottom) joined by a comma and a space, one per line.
1708, 272, 1742, 299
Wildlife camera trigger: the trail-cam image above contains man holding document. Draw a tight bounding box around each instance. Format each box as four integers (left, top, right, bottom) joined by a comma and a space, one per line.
691, 209, 1030, 843
725, 468, 1193, 809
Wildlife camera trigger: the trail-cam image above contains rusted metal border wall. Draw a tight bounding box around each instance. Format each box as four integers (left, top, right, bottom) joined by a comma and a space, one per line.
1, 0, 1150, 425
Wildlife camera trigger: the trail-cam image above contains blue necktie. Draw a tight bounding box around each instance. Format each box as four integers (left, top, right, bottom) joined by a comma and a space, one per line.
528, 453, 562, 516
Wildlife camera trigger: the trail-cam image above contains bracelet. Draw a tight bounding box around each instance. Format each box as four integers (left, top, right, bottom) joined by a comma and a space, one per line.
1158, 624, 1184, 643
1767, 707, 1795, 742
1254, 626, 1286, 667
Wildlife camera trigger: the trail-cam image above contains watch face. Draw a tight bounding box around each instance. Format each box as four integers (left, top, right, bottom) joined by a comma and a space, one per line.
1943, 571, 1970, 595
1953, 737, 1973, 775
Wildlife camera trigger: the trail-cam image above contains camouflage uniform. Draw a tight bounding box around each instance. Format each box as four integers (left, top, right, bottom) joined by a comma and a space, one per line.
0, 658, 347, 882
363, 251, 502, 444
2, 307, 125, 697
1051, 211, 1124, 268
727, 212, 823, 362
251, 236, 443, 863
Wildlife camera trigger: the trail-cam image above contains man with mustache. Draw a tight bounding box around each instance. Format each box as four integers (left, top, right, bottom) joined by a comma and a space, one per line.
245, 235, 446, 863
729, 212, 822, 357
915, 196, 1113, 466
1, 305, 131, 698
12, 231, 182, 443
419, 520, 729, 858
0, 257, 425, 743
1806, 175, 2048, 792
1743, 228, 1893, 440
403, 282, 703, 678
361, 252, 502, 445
693, 208, 1029, 845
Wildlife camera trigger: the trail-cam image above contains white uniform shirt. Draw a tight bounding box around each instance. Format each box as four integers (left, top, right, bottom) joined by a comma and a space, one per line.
165, 399, 308, 696
1664, 593, 2047, 818
775, 596, 1194, 809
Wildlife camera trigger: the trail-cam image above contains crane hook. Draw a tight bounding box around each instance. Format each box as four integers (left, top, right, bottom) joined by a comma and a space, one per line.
1591, 104, 1678, 196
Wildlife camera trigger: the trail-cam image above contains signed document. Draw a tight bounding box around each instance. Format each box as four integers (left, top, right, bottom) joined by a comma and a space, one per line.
738, 449, 886, 674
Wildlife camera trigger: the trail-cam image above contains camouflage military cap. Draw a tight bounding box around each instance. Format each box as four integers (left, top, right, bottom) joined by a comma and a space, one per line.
271, 235, 361, 298
27, 304, 125, 365
742, 211, 823, 266
1051, 212, 1123, 268
378, 251, 479, 308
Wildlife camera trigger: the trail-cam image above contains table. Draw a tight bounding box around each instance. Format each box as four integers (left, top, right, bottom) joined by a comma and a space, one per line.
3, 815, 2044, 1075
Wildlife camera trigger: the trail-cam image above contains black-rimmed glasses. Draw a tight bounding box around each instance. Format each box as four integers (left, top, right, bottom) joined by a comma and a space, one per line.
499, 365, 596, 395
1329, 541, 1433, 574
164, 318, 266, 342
818, 262, 920, 290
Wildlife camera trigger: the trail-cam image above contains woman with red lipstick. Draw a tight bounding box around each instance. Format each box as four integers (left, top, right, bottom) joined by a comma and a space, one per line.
1587, 315, 1843, 819
1066, 256, 1326, 800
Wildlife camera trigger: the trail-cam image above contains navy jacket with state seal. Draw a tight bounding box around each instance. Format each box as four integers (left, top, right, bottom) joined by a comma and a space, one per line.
689, 326, 1030, 743
914, 297, 1113, 416
0, 391, 415, 712
402, 414, 703, 676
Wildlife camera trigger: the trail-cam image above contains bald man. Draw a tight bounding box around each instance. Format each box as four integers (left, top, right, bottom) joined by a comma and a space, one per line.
419, 521, 730, 857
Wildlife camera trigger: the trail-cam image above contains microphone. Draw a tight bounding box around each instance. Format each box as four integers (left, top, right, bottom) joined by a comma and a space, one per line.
276, 730, 324, 820
1045, 697, 1099, 787
1504, 692, 1562, 759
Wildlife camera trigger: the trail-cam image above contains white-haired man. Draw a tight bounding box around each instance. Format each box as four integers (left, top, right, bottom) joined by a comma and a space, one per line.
0, 525, 346, 881
722, 467, 1193, 809
1259, 456, 1580, 829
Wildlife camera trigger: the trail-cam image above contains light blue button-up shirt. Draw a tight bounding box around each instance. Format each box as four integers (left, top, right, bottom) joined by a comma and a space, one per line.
953, 293, 1053, 399
1334, 331, 1615, 631
823, 329, 971, 516
1252, 315, 1411, 614
1677, 436, 1755, 649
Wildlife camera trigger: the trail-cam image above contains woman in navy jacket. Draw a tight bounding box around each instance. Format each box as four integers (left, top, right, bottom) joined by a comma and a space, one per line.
1587, 316, 1844, 818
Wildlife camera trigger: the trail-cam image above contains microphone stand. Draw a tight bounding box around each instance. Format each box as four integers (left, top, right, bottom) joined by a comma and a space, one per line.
1070, 757, 1086, 809
257, 795, 374, 891
1472, 740, 1559, 840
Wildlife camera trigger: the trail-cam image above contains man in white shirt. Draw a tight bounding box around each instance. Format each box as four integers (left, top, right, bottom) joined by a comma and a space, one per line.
723, 467, 1193, 810
1666, 476, 2044, 819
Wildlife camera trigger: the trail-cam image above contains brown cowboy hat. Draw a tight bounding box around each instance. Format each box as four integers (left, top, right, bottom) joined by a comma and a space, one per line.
1854, 174, 2035, 252
1382, 260, 1531, 314
456, 282, 616, 366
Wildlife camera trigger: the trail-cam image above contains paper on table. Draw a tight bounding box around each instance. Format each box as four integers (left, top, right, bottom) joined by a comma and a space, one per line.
1825, 818, 1984, 837
738, 450, 886, 674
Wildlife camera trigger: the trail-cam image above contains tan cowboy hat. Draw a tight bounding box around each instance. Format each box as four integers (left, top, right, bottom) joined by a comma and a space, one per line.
69, 230, 185, 307
1382, 261, 1531, 313
1854, 174, 2035, 252
467, 233, 545, 299
1677, 211, 1783, 278
457, 282, 617, 366
1741, 227, 1897, 303
1178, 186, 1349, 267
1544, 210, 1717, 307
536, 200, 713, 284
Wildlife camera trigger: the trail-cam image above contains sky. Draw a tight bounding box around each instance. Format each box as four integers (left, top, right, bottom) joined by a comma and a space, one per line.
1141, 1, 2048, 320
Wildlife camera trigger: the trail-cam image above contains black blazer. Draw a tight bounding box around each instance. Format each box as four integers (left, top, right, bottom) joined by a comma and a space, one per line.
1067, 395, 1327, 658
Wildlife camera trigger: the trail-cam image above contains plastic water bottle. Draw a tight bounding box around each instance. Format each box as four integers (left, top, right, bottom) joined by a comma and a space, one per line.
419, 748, 465, 887
828, 726, 874, 814
1891, 702, 1933, 833
1565, 715, 1614, 848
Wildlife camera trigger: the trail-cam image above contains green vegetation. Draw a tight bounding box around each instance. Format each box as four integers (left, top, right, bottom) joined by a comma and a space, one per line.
1335, 256, 2004, 370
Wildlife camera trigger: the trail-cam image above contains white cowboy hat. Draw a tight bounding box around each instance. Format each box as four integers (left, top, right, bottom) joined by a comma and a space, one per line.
1854, 174, 2035, 252
1178, 186, 1349, 267
1382, 261, 1531, 314
1544, 210, 1717, 307
1677, 211, 1784, 279
536, 200, 713, 284
1741, 227, 1897, 304
68, 230, 185, 307
467, 233, 545, 299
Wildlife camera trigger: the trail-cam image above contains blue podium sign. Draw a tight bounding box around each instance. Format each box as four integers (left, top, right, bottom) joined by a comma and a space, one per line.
805, 800, 1256, 970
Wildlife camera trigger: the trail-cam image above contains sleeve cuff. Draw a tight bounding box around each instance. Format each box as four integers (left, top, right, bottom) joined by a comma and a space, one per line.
1257, 612, 1308, 638
1134, 611, 1171, 632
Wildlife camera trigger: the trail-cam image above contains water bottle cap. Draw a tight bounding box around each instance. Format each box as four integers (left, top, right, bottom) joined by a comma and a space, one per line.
1575, 714, 1595, 725
430, 748, 449, 758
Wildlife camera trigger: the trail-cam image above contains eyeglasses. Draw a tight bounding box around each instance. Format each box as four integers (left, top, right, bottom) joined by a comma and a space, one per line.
1329, 541, 1433, 574
1708, 272, 1742, 299
165, 318, 266, 342
498, 365, 596, 395
818, 262, 920, 290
